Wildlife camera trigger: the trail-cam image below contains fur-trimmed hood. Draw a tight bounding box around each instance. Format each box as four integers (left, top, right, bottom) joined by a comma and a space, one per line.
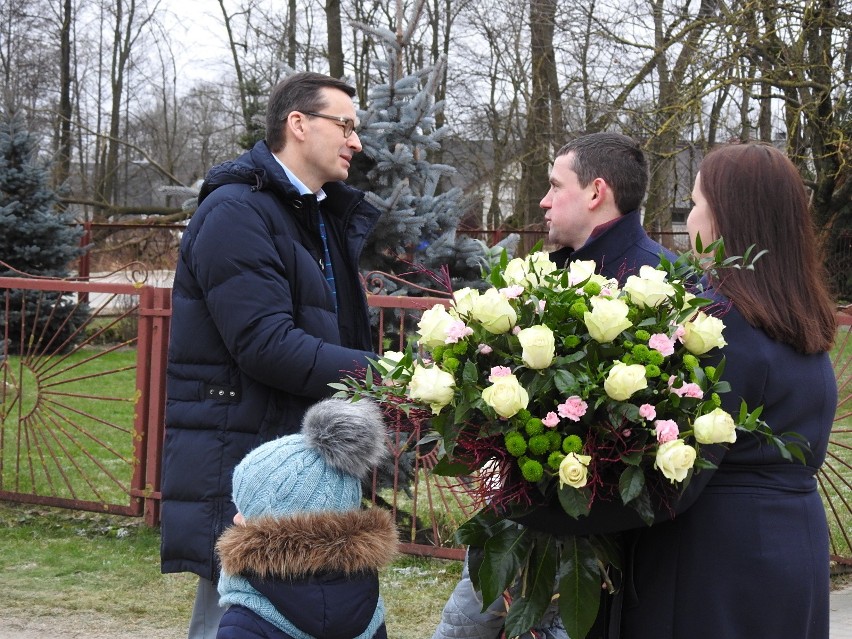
217, 507, 398, 579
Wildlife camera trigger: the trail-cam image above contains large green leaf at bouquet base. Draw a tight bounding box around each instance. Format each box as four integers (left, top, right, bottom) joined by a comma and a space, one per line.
503, 535, 558, 638
478, 523, 534, 606
557, 537, 602, 639
557, 484, 591, 518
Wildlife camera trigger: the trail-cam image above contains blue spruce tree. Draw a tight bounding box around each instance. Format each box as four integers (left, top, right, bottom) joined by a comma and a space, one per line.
350, 17, 516, 296
0, 107, 86, 354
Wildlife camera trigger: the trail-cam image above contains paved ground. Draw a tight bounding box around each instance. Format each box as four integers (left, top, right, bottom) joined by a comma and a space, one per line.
831, 582, 852, 639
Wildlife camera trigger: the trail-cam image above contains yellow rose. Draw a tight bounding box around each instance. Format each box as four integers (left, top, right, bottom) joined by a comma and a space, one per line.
416, 304, 455, 349
517, 325, 556, 369
693, 407, 737, 444
408, 364, 456, 414
450, 287, 480, 318
604, 363, 648, 400
682, 312, 727, 355
583, 297, 632, 342
481, 374, 529, 418
471, 288, 517, 334
654, 439, 697, 483
558, 453, 591, 489
623, 265, 676, 308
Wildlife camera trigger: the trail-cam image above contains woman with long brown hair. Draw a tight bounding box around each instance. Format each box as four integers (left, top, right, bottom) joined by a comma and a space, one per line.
510, 142, 838, 638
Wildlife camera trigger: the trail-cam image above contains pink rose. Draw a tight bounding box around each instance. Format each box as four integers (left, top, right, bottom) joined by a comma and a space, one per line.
489, 366, 512, 381
638, 403, 657, 420
542, 412, 559, 428
648, 333, 675, 356
655, 419, 680, 443
557, 396, 588, 422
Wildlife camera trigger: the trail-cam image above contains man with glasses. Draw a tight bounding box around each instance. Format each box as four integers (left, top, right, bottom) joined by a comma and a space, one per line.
160, 72, 381, 639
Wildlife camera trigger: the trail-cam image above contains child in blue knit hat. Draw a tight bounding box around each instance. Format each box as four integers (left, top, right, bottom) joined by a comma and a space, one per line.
215, 397, 398, 639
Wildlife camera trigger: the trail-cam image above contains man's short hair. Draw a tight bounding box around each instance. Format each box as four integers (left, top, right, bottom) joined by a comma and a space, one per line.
556, 132, 648, 214
265, 72, 356, 152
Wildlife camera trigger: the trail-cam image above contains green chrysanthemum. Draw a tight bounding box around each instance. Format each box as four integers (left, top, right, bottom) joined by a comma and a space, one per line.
546, 430, 562, 451
683, 354, 699, 369
632, 344, 651, 362
452, 342, 468, 355
644, 364, 661, 378
570, 301, 589, 320
634, 329, 651, 342
505, 432, 527, 457
529, 434, 550, 456
648, 350, 665, 366
583, 281, 602, 296
525, 418, 544, 437
547, 451, 565, 470
704, 365, 717, 379
521, 459, 544, 482
711, 392, 722, 406
443, 357, 460, 373
563, 335, 581, 348
562, 434, 583, 454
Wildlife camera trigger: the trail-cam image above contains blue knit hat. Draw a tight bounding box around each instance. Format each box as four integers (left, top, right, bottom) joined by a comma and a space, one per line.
232, 398, 387, 519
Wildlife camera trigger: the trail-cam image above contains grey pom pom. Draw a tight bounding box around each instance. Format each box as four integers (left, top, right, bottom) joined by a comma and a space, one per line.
302, 397, 387, 478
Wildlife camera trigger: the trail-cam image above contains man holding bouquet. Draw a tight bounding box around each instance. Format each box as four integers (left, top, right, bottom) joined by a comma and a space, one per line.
432, 132, 673, 639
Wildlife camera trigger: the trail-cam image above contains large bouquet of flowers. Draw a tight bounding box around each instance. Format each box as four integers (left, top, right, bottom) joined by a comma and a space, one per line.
336, 249, 801, 638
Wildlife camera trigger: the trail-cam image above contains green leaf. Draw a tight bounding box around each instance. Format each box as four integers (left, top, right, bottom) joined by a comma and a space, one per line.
618, 465, 645, 504
430, 455, 475, 477
557, 537, 602, 639
553, 368, 580, 395
503, 535, 559, 638
557, 484, 591, 518
478, 525, 534, 605
629, 486, 655, 526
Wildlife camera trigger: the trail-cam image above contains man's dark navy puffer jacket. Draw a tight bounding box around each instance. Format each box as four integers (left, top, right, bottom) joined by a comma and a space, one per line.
160, 140, 381, 582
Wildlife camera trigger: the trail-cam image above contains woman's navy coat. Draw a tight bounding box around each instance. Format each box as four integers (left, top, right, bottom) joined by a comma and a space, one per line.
160, 141, 380, 581
516, 294, 836, 638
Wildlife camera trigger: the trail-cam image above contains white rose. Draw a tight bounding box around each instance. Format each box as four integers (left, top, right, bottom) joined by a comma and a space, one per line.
408, 364, 456, 414
525, 252, 557, 283
450, 287, 480, 318
583, 297, 632, 342
567, 260, 597, 285
416, 304, 456, 349
623, 266, 676, 308
481, 374, 529, 418
682, 312, 727, 355
604, 363, 648, 401
503, 253, 555, 288
471, 288, 517, 334
375, 350, 406, 377
654, 439, 697, 483
517, 325, 556, 369
558, 453, 591, 489
693, 407, 737, 444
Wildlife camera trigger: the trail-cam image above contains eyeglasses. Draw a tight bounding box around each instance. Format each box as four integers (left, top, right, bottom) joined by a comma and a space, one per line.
302, 111, 357, 138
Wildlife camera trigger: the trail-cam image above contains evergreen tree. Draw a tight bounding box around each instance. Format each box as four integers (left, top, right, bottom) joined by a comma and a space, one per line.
350, 21, 516, 296
0, 107, 86, 354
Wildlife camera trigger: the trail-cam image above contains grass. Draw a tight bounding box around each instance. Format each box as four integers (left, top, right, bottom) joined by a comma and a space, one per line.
0, 501, 463, 637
